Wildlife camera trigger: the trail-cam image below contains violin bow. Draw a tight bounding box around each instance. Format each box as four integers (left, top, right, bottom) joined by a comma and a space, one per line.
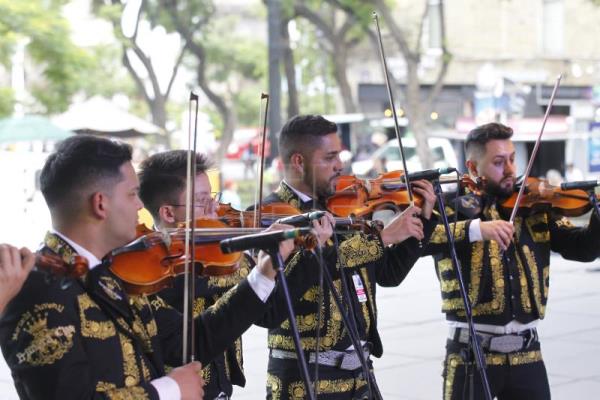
254, 93, 270, 228
508, 74, 562, 224
182, 91, 200, 363
372, 12, 415, 206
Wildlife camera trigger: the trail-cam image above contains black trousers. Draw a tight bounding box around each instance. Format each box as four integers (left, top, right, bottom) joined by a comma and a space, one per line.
266, 357, 373, 400
442, 339, 551, 400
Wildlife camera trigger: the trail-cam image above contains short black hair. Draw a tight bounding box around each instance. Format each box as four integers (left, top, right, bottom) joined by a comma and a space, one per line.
138, 150, 211, 219
40, 135, 132, 212
279, 115, 338, 162
465, 122, 513, 160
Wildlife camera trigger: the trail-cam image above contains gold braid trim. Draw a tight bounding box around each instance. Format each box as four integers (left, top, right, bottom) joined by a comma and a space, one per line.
522, 245, 545, 317
515, 250, 532, 313
275, 182, 302, 210
118, 333, 140, 388
431, 221, 467, 244
525, 213, 550, 243
192, 297, 206, 319
207, 283, 239, 314
105, 386, 150, 400
289, 377, 358, 398
269, 281, 344, 351
509, 350, 543, 365
555, 216, 575, 228
78, 294, 116, 340
208, 256, 250, 288
438, 258, 454, 274
267, 373, 283, 400
444, 353, 506, 400
441, 279, 460, 293
338, 233, 383, 268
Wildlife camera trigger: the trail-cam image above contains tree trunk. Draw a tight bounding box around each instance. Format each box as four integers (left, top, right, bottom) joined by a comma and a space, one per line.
329, 39, 357, 113
281, 19, 299, 118
405, 62, 433, 169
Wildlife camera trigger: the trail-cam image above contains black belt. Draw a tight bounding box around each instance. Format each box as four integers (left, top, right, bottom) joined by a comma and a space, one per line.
451, 327, 538, 353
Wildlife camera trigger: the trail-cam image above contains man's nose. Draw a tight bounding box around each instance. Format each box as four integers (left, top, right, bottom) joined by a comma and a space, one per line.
334, 157, 343, 172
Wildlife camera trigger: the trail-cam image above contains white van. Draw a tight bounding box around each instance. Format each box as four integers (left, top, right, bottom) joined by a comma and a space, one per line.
351, 137, 459, 176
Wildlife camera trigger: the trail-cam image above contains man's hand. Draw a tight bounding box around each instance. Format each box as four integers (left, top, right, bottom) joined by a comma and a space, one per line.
0, 244, 35, 314
412, 180, 436, 220
168, 361, 205, 400
380, 205, 424, 246
480, 220, 514, 250
255, 223, 295, 281
312, 212, 334, 246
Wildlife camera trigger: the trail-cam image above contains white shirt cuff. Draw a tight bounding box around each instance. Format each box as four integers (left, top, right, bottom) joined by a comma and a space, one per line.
468, 218, 483, 242
151, 376, 181, 400
247, 267, 276, 302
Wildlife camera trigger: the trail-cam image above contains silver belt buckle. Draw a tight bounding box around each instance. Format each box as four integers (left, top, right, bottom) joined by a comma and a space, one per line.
339, 351, 360, 370
489, 334, 523, 353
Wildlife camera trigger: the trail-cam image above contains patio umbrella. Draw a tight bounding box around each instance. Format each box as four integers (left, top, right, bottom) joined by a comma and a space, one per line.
0, 115, 74, 143
52, 96, 163, 138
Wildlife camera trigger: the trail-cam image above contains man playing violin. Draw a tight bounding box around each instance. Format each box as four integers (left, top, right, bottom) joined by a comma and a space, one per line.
139, 150, 241, 400
258, 114, 438, 399
424, 122, 600, 400
0, 244, 35, 314
0, 135, 293, 400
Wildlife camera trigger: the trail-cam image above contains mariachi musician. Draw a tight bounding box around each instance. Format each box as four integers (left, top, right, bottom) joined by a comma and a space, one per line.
424, 122, 600, 400
256, 114, 439, 399
0, 135, 295, 400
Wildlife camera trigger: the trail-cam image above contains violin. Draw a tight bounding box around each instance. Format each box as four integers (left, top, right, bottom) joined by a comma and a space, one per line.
218, 202, 382, 234
105, 221, 319, 295
499, 176, 597, 217
327, 171, 480, 218
35, 251, 89, 279
106, 222, 255, 295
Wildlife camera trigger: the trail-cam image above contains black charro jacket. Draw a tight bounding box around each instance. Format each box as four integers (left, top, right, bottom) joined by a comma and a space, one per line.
0, 232, 268, 400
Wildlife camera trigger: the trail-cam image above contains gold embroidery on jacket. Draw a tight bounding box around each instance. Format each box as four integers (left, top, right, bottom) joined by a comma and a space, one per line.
515, 250, 532, 313
509, 350, 543, 365
444, 353, 505, 400
192, 297, 206, 318
431, 221, 466, 244
267, 373, 283, 400
96, 381, 117, 392
525, 213, 550, 243
289, 377, 359, 398
338, 234, 382, 268
78, 294, 116, 340
275, 182, 301, 210
441, 279, 460, 293
118, 333, 140, 387
555, 216, 575, 228
269, 281, 344, 351
438, 258, 453, 274
470, 241, 505, 316
522, 245, 545, 317
105, 386, 149, 400
15, 313, 75, 366
208, 256, 250, 288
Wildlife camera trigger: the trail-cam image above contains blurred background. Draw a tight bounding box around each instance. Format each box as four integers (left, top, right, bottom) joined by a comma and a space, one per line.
1, 1, 600, 397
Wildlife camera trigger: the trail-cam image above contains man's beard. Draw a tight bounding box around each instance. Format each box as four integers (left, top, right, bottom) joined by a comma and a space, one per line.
304, 167, 338, 200
485, 177, 515, 200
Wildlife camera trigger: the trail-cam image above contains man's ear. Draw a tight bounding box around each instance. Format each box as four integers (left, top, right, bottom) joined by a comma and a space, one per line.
290, 153, 304, 176
158, 205, 176, 225
466, 159, 479, 177
90, 192, 108, 220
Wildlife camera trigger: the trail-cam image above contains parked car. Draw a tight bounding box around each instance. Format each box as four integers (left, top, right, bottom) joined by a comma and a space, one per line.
351, 137, 459, 176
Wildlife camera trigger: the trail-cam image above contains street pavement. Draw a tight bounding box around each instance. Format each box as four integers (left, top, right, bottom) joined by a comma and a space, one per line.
2, 253, 598, 399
